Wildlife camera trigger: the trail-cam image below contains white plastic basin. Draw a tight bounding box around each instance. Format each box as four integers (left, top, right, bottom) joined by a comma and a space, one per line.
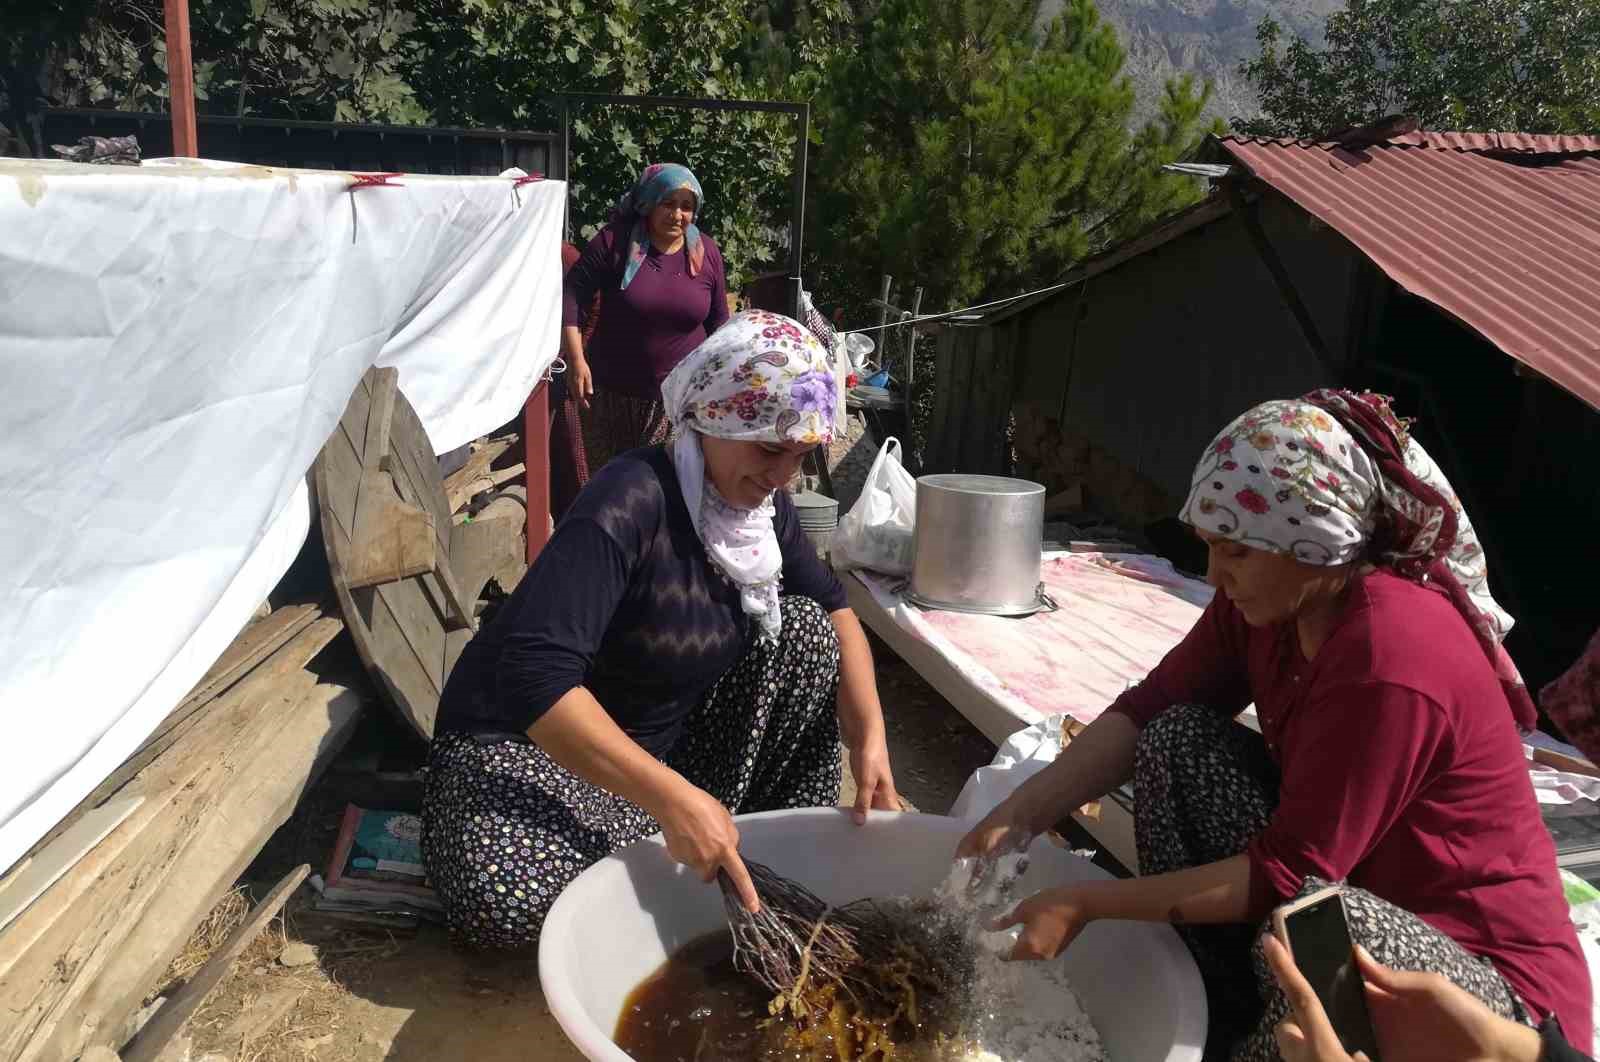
539, 808, 1206, 1061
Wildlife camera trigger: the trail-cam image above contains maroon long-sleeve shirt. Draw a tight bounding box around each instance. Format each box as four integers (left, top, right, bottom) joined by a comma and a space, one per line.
562, 221, 729, 399
1110, 570, 1592, 1049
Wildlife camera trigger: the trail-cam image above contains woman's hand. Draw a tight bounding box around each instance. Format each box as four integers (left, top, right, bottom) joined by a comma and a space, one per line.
655, 780, 759, 913
1264, 934, 1362, 1062
847, 731, 903, 824
569, 353, 594, 409
991, 885, 1095, 961
955, 788, 1043, 861
1263, 936, 1543, 1062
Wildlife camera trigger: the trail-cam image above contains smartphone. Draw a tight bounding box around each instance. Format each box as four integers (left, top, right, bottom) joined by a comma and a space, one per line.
1272, 886, 1383, 1061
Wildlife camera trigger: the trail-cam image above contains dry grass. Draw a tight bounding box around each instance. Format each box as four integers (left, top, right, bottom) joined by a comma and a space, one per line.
143, 887, 370, 1062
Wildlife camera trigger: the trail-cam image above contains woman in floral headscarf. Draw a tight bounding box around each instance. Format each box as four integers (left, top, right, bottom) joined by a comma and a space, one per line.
562, 162, 730, 472
422, 311, 901, 949
960, 391, 1590, 1060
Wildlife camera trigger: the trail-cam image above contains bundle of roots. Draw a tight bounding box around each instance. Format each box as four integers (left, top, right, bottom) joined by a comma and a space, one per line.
719, 861, 977, 1060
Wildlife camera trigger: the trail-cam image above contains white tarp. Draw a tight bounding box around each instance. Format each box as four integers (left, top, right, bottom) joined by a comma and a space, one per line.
0, 157, 565, 873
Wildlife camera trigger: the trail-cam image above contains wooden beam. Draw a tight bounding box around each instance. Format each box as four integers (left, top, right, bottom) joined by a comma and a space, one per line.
1230, 185, 1339, 378
120, 866, 310, 1062
442, 437, 515, 514
344, 469, 437, 589
360, 368, 399, 472
161, 0, 198, 157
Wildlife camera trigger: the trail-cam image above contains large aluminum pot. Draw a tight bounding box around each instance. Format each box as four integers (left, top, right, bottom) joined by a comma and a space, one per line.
908, 473, 1047, 616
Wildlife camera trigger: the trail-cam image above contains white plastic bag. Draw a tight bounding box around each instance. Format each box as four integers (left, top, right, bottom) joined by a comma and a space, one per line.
949, 715, 1066, 822
831, 437, 917, 575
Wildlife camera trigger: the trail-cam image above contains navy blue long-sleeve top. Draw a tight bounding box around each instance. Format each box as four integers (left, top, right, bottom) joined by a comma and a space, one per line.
434, 445, 848, 755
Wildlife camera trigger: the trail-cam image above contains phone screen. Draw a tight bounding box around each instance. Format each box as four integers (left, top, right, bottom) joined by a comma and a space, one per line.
1282, 893, 1382, 1060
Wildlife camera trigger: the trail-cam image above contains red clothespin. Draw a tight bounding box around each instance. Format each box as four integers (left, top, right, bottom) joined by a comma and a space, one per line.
349, 171, 405, 190
347, 172, 404, 242
511, 171, 545, 208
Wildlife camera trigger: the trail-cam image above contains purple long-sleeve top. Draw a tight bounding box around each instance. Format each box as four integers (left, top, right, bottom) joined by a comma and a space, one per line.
562, 221, 730, 398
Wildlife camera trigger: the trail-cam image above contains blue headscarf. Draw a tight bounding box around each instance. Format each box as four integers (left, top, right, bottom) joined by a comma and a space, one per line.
610, 163, 705, 290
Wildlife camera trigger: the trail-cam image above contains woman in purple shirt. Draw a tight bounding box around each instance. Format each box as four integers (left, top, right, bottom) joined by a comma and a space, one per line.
562, 163, 730, 472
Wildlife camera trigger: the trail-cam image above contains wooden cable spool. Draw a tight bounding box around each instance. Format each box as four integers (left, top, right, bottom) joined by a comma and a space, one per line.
312, 367, 526, 739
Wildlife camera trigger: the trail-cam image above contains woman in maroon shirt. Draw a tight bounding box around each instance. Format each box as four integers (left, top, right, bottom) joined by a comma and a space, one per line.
961, 391, 1590, 1060
562, 163, 730, 472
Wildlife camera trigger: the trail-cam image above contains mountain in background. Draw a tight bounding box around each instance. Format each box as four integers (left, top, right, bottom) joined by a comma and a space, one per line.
1040, 0, 1343, 128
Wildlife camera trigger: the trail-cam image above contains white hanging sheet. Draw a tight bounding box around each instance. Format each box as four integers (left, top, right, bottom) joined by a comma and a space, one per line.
0, 157, 565, 873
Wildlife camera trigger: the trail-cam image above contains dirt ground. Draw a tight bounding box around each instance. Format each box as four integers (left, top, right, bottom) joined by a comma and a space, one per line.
150, 631, 1001, 1062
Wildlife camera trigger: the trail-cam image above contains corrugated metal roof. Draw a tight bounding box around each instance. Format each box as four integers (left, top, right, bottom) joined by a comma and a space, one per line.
1214, 133, 1600, 410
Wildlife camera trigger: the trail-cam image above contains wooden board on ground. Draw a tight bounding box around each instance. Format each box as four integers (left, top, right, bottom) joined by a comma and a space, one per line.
120, 865, 311, 1062
314, 368, 526, 740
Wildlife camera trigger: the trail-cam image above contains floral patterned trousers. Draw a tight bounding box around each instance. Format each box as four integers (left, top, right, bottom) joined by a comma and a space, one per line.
420, 597, 842, 950
1134, 704, 1526, 1062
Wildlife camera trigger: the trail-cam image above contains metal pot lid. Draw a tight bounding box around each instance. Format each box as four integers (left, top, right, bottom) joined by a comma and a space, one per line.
917, 473, 1045, 496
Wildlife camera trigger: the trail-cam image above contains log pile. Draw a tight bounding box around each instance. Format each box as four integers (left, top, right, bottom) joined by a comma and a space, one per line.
0, 604, 361, 1062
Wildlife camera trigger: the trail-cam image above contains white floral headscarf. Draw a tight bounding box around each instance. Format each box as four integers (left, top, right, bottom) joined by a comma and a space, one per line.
660, 310, 836, 640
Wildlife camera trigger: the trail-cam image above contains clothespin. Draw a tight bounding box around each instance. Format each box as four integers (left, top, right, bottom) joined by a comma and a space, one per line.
511, 172, 545, 209
347, 172, 404, 243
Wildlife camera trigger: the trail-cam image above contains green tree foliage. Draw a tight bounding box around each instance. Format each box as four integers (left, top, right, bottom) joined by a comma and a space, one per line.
1239, 0, 1600, 137
3, 0, 427, 145
807, 0, 1217, 315
403, 0, 801, 285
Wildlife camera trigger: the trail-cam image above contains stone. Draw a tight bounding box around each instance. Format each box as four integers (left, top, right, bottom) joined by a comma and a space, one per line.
277, 941, 319, 968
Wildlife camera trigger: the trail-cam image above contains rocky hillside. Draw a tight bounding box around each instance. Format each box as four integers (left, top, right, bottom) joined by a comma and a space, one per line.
1041, 0, 1342, 128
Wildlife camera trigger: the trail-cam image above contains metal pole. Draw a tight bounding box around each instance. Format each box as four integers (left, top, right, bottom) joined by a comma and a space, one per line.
907, 286, 924, 390
524, 380, 552, 564
789, 103, 809, 322
162, 0, 198, 156
875, 276, 893, 365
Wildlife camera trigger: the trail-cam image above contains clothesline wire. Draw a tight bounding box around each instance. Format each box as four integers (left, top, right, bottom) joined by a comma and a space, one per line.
833, 279, 1079, 336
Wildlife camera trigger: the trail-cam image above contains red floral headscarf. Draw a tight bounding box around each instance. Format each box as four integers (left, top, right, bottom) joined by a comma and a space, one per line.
1183, 389, 1534, 729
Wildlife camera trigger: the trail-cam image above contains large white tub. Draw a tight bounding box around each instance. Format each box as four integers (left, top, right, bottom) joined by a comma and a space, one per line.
539, 809, 1206, 1061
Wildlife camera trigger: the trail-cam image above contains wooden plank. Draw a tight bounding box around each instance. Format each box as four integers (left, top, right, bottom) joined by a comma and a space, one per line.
369, 579, 446, 693
0, 617, 339, 998
49, 684, 363, 1062
450, 510, 526, 607
443, 438, 514, 514
383, 407, 451, 561
336, 370, 372, 466
120, 865, 311, 1062
8, 604, 323, 870
319, 425, 364, 543
344, 470, 437, 589
360, 368, 399, 472
430, 556, 478, 633
0, 796, 143, 934
0, 656, 333, 1061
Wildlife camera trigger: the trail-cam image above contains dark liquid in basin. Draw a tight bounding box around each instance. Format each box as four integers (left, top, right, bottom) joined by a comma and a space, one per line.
614, 929, 788, 1061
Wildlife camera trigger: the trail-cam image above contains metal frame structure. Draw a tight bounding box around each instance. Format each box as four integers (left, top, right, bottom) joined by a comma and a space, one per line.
548, 92, 811, 322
